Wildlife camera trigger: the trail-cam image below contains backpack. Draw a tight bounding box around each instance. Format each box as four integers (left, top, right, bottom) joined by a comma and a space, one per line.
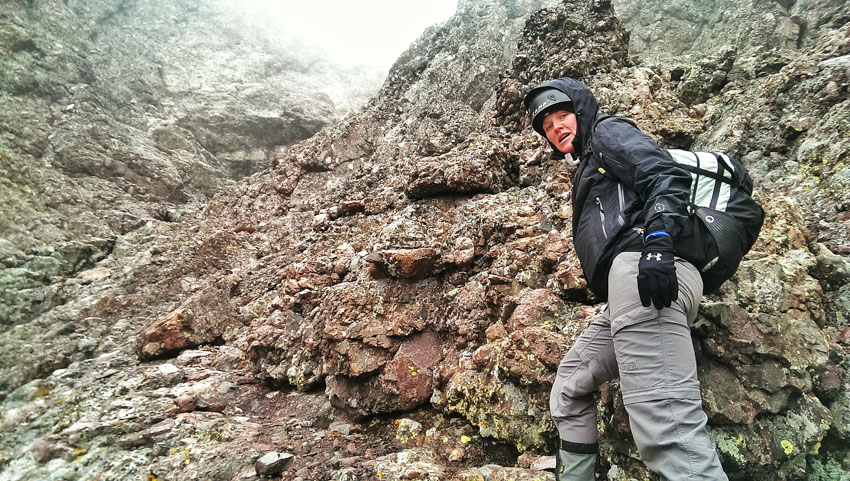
588, 115, 765, 294
664, 149, 765, 293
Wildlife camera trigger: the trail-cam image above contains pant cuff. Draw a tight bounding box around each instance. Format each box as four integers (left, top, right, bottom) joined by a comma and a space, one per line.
560, 439, 599, 454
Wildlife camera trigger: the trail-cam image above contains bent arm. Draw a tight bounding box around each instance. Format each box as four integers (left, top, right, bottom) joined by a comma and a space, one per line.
591, 118, 692, 238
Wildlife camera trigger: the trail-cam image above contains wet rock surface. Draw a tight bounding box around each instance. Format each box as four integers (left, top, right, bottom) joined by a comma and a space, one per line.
2, 0, 850, 480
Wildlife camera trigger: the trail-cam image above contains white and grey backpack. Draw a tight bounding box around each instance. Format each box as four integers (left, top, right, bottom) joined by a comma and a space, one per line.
666, 149, 765, 292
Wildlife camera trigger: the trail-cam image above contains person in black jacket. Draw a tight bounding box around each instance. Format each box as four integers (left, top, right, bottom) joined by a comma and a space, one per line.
524, 78, 728, 481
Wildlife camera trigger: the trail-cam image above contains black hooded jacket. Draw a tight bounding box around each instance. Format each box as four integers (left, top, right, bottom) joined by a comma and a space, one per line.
536, 78, 693, 299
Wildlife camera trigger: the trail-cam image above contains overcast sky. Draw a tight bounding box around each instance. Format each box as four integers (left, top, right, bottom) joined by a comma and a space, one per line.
253, 0, 459, 71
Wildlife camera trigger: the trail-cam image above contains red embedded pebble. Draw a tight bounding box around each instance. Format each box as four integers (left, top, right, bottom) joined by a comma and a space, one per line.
174, 395, 197, 412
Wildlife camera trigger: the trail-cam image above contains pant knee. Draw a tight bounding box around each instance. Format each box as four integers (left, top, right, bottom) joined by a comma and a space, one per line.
551, 359, 604, 408
624, 398, 726, 480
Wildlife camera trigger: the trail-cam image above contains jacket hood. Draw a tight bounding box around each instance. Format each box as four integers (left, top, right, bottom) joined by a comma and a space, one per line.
527, 77, 600, 159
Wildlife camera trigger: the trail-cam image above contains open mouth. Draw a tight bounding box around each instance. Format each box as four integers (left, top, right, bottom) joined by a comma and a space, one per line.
559, 132, 572, 143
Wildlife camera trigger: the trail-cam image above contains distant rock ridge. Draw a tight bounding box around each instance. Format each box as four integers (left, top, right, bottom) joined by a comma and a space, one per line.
0, 0, 378, 253
614, 0, 849, 66
613, 0, 850, 107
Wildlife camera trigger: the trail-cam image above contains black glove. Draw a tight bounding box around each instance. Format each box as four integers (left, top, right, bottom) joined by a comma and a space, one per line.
637, 232, 678, 309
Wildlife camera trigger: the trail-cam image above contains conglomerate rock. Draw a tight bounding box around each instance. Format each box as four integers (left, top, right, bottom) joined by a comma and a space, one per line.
2, 0, 850, 480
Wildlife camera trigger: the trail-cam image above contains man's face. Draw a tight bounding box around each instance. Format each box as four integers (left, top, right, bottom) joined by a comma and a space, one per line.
542, 110, 578, 155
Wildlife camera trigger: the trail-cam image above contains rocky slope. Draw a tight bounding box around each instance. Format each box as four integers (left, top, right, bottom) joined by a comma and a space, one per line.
2, 0, 850, 480
0, 0, 379, 333
615, 0, 847, 63
613, 0, 850, 106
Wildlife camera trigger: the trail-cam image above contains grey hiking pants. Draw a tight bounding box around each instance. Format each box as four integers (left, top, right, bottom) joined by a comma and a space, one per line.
550, 251, 727, 481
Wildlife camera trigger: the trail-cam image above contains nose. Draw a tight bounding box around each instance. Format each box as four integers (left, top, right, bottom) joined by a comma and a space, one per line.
554, 121, 568, 134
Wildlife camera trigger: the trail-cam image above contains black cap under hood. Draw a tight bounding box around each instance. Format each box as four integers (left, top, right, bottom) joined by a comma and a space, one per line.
524, 77, 600, 160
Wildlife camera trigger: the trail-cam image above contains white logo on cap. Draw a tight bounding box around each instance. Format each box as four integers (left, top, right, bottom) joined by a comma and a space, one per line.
531, 102, 550, 118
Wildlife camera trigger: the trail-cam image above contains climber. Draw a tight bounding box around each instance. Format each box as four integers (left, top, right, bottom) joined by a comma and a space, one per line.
523, 78, 729, 481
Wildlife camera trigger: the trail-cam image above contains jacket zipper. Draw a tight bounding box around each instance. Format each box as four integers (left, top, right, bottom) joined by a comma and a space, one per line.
595, 196, 608, 239
617, 183, 625, 211
616, 183, 627, 226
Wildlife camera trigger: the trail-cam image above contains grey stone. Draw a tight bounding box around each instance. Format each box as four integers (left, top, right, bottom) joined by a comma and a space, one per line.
255, 451, 295, 477
531, 455, 557, 472
328, 421, 352, 436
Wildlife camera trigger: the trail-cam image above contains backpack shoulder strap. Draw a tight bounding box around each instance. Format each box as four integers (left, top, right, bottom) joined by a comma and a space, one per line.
586, 114, 629, 170
667, 150, 742, 188
589, 114, 630, 145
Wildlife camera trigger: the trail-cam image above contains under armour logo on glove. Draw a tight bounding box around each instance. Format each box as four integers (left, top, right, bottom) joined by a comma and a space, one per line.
637, 232, 678, 309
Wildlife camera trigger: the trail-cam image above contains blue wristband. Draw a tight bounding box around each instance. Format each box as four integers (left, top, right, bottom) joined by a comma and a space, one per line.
645, 230, 671, 241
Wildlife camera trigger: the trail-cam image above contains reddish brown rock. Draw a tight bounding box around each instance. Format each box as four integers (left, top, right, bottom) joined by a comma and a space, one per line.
233, 224, 256, 234
443, 236, 476, 268
326, 331, 443, 416
175, 394, 197, 413
485, 322, 507, 342
542, 231, 570, 266
327, 339, 396, 377
749, 196, 810, 257
507, 288, 566, 332
840, 327, 850, 345
396, 331, 443, 368
699, 361, 758, 424
404, 136, 517, 199
366, 248, 441, 280
4, 0, 848, 479
77, 266, 111, 284
553, 250, 588, 295
338, 200, 366, 217
497, 327, 567, 385
279, 260, 339, 294
140, 283, 240, 359
320, 282, 432, 343
471, 343, 497, 370
379, 331, 443, 411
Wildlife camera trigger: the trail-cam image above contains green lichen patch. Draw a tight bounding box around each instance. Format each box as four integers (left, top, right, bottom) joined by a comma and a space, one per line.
442, 369, 554, 451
